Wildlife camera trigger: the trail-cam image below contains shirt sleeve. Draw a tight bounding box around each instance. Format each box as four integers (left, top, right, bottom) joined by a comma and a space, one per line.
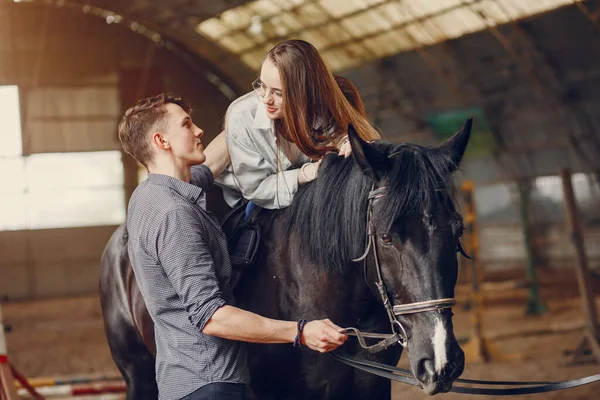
190, 164, 214, 190
226, 110, 299, 209
155, 208, 225, 331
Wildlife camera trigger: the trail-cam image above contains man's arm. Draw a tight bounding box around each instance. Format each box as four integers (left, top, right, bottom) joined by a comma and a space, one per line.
156, 209, 225, 331
203, 130, 230, 179
156, 208, 347, 352
203, 306, 346, 353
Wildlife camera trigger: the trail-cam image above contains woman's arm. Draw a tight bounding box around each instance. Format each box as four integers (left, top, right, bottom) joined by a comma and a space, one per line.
227, 132, 298, 208
225, 109, 321, 209
297, 160, 321, 184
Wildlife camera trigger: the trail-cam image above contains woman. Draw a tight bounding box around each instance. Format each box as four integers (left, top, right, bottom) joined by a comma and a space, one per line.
215, 39, 379, 210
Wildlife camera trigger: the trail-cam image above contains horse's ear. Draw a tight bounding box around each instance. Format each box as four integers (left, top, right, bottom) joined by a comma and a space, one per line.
437, 117, 473, 172
348, 124, 389, 180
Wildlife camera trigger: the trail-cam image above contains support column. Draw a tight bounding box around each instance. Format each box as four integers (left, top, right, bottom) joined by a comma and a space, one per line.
461, 180, 521, 363
517, 181, 546, 315
559, 168, 600, 364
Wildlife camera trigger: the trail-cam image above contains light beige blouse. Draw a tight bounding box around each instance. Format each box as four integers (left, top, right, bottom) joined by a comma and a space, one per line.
215, 92, 309, 209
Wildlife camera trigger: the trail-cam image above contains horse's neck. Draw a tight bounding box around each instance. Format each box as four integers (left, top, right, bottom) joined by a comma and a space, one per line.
257, 211, 380, 325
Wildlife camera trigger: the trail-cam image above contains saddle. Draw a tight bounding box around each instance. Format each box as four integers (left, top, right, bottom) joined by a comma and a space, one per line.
220, 202, 263, 291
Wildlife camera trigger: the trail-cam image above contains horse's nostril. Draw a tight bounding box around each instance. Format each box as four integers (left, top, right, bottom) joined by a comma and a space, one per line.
417, 359, 443, 395
417, 359, 437, 382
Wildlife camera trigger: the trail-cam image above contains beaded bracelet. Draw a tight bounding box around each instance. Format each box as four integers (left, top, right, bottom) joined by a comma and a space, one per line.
293, 319, 308, 347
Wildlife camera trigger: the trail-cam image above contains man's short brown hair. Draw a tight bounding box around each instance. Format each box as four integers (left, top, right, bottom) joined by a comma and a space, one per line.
118, 93, 191, 168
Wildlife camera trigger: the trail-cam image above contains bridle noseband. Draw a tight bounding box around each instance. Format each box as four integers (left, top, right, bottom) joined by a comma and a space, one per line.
348, 183, 456, 350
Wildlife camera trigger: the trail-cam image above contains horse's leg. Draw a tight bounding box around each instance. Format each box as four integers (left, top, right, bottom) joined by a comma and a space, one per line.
100, 225, 158, 400
101, 302, 158, 399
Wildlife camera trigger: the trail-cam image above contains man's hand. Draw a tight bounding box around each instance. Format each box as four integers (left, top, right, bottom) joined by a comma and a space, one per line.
301, 319, 347, 353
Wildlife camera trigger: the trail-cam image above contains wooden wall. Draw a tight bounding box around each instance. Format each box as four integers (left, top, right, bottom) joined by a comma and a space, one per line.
0, 3, 234, 299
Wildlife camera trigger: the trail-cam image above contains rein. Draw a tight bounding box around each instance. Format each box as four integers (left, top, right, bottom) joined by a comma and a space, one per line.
335, 180, 600, 395
330, 352, 600, 395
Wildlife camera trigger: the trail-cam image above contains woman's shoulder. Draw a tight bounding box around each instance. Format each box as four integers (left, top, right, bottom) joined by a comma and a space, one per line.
227, 91, 260, 118
225, 92, 260, 149
226, 92, 272, 149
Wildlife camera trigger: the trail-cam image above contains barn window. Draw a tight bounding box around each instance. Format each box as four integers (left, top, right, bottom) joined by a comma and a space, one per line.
0, 86, 27, 230
0, 85, 125, 230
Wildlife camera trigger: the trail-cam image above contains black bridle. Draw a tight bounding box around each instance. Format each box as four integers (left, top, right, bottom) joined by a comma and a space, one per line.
333, 180, 600, 395
345, 185, 456, 350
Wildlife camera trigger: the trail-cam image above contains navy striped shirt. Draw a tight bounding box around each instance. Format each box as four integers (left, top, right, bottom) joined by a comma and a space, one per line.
126, 164, 249, 400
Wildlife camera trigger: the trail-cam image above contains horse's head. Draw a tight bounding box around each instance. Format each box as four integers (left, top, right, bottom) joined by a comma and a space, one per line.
348, 119, 472, 395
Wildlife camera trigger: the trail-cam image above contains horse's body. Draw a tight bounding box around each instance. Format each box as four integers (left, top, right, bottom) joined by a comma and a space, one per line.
100, 122, 472, 399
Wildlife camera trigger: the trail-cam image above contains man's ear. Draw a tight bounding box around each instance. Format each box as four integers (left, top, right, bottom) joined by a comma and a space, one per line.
152, 132, 170, 149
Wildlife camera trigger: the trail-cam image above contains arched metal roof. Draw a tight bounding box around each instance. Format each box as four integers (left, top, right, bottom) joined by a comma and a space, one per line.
197, 0, 583, 72
15, 0, 588, 93
11, 0, 600, 182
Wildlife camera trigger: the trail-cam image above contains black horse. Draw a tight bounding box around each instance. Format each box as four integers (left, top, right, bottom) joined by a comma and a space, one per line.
100, 119, 472, 399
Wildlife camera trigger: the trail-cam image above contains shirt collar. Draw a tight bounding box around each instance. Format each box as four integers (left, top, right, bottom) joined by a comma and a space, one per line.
253, 100, 274, 130
147, 173, 206, 207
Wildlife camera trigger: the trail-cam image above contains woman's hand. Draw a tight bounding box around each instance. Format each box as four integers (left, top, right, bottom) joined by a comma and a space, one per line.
338, 137, 352, 158
298, 159, 322, 184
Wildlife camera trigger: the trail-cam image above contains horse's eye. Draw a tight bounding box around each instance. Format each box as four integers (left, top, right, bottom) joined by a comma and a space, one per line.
380, 234, 392, 245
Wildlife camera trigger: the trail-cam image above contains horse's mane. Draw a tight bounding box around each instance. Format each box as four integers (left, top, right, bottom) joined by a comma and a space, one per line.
284, 141, 458, 274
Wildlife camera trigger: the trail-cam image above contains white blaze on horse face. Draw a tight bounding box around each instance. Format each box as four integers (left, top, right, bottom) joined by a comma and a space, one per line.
433, 318, 448, 373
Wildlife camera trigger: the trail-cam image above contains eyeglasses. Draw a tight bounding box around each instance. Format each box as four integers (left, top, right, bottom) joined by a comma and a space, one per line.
252, 79, 283, 103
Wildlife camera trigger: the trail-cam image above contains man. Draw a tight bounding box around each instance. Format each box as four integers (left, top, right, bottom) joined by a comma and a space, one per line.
119, 93, 347, 400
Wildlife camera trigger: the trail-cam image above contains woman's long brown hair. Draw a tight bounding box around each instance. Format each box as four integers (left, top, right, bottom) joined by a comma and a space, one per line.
267, 40, 381, 159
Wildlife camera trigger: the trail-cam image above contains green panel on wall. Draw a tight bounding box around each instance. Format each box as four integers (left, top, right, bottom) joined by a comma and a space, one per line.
426, 108, 495, 157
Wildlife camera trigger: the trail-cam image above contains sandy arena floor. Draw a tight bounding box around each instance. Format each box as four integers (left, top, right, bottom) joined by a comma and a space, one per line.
2, 275, 600, 399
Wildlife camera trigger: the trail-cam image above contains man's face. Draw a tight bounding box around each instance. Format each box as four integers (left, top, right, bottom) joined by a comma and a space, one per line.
259, 58, 284, 120
162, 103, 205, 166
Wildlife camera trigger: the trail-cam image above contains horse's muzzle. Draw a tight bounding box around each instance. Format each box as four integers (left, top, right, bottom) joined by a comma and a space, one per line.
417, 349, 465, 395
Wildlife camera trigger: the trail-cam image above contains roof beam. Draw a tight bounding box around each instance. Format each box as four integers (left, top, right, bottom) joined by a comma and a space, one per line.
314, 0, 486, 56
393, 1, 516, 178
475, 0, 600, 177
29, 0, 254, 97
574, 1, 600, 32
